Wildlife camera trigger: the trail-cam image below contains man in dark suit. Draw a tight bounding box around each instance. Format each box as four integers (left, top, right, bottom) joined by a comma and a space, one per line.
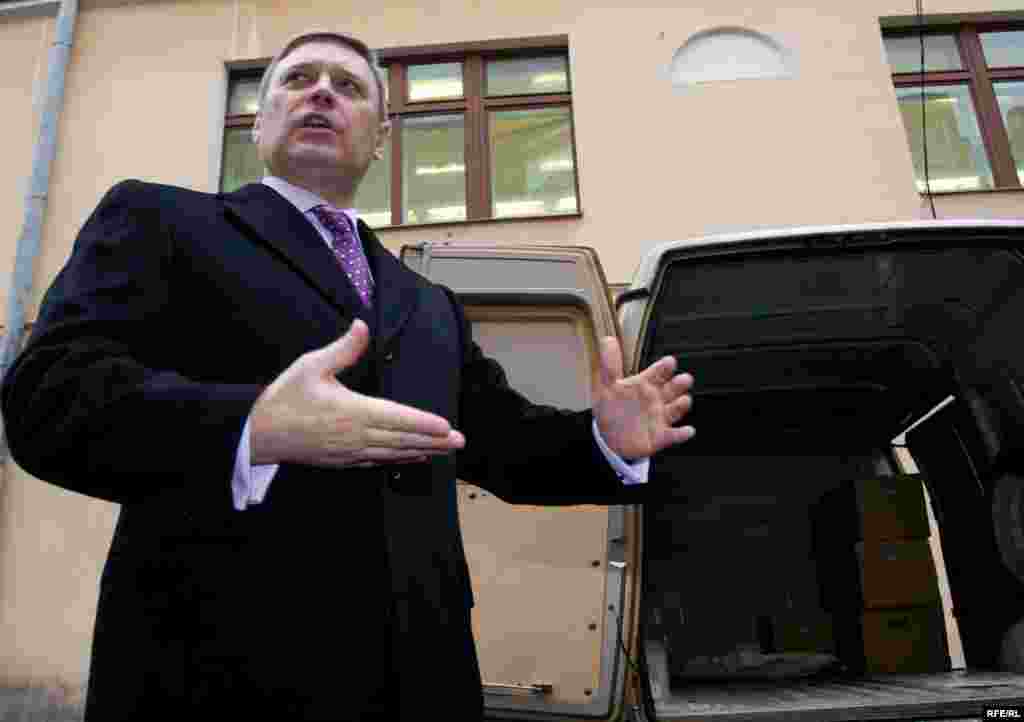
0, 31, 695, 720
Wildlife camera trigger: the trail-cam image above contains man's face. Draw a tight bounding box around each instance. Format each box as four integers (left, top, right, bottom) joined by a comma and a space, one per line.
254, 41, 389, 193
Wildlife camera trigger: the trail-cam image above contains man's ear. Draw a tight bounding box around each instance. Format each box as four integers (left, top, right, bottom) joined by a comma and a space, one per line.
373, 119, 392, 160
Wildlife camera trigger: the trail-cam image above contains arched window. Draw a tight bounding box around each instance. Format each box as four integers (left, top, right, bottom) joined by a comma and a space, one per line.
670, 27, 795, 86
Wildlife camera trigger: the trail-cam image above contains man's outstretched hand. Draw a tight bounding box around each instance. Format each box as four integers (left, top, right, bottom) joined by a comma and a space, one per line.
593, 336, 695, 460
249, 320, 465, 467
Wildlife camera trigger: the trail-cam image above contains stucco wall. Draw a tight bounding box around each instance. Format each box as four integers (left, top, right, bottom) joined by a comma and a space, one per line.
0, 470, 116, 691
10, 0, 1024, 321
0, 13, 52, 329
0, 0, 1021, 693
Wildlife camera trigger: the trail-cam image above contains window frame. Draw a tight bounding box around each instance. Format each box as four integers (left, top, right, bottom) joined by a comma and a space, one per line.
222, 35, 582, 227
884, 21, 1024, 192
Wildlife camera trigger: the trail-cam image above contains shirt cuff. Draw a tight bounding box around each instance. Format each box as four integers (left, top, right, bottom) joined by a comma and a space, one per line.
231, 414, 281, 511
591, 418, 650, 485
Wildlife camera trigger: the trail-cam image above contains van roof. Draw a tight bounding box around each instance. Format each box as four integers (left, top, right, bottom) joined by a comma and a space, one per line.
632, 218, 1024, 287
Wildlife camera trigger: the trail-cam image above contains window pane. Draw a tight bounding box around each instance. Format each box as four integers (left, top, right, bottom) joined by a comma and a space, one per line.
490, 107, 578, 218
377, 65, 390, 106
355, 141, 391, 227
407, 63, 463, 101
884, 35, 962, 73
221, 126, 263, 192
487, 56, 569, 96
995, 81, 1024, 184
403, 114, 466, 223
895, 85, 994, 192
981, 31, 1024, 68
228, 77, 261, 116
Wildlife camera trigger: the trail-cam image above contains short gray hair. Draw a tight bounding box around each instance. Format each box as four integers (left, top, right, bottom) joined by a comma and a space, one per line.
256, 32, 388, 119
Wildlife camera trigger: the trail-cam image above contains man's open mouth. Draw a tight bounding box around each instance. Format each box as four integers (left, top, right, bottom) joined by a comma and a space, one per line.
299, 114, 334, 131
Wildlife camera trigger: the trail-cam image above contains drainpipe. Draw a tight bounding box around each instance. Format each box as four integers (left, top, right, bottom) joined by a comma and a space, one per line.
0, 0, 78, 457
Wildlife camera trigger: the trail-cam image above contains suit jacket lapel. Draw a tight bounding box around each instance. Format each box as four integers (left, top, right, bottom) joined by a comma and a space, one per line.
359, 220, 421, 357
220, 183, 421, 362
220, 183, 370, 324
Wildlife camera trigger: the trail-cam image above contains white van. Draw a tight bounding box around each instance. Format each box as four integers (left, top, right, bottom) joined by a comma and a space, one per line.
402, 219, 1024, 721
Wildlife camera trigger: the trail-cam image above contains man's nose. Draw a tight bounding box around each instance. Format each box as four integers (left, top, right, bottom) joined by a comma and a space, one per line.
308, 74, 336, 106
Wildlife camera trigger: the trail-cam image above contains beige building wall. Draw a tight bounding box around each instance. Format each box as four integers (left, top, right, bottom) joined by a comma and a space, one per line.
0, 12, 53, 330
0, 0, 1021, 695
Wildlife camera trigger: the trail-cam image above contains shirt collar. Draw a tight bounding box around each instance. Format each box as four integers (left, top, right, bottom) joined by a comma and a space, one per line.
261, 175, 360, 227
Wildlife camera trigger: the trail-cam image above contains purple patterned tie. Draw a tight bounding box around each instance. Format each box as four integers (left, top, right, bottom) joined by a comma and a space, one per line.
311, 205, 374, 308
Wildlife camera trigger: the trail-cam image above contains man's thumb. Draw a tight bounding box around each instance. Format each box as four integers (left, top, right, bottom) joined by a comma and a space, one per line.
318, 320, 370, 375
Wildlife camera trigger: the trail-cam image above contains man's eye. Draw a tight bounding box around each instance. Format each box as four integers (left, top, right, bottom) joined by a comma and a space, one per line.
284, 71, 309, 84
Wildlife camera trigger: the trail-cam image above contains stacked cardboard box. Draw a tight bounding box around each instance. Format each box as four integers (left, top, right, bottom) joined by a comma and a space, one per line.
811, 474, 951, 674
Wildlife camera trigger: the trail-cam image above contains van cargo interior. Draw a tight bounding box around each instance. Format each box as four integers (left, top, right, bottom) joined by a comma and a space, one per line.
638, 234, 1024, 719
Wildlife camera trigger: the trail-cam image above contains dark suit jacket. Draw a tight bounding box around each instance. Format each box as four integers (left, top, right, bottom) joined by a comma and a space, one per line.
1, 180, 642, 720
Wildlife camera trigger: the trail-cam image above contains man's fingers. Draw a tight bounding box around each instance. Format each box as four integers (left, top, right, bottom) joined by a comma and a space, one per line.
358, 447, 446, 461
671, 425, 696, 444
337, 448, 444, 464
362, 395, 458, 437
599, 336, 624, 388
640, 354, 677, 385
365, 427, 466, 451
665, 394, 693, 425
315, 319, 371, 377
392, 455, 431, 464
652, 424, 696, 454
660, 373, 695, 402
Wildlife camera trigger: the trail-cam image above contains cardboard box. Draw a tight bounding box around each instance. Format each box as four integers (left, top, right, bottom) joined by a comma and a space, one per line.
817, 539, 940, 611
833, 605, 951, 674
812, 475, 930, 549
856, 540, 941, 609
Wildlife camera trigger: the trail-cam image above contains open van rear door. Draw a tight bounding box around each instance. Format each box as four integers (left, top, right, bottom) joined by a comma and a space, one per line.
613, 219, 1024, 720
906, 268, 1024, 670
401, 242, 640, 721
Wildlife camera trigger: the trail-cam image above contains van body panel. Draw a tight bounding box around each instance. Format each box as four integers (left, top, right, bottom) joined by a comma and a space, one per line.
400, 243, 637, 721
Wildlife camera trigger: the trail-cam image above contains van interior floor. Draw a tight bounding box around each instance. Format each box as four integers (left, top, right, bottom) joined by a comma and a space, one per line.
642, 449, 1024, 721
654, 670, 1024, 721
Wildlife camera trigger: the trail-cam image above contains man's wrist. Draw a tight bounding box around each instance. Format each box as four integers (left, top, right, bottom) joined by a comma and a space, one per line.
248, 395, 278, 465
235, 414, 281, 511
591, 418, 650, 485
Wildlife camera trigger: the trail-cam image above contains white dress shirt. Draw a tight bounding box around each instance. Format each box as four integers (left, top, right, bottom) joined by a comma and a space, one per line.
231, 176, 648, 511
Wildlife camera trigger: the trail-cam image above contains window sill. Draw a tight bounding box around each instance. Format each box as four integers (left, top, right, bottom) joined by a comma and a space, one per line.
368, 211, 583, 231
918, 186, 1024, 196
